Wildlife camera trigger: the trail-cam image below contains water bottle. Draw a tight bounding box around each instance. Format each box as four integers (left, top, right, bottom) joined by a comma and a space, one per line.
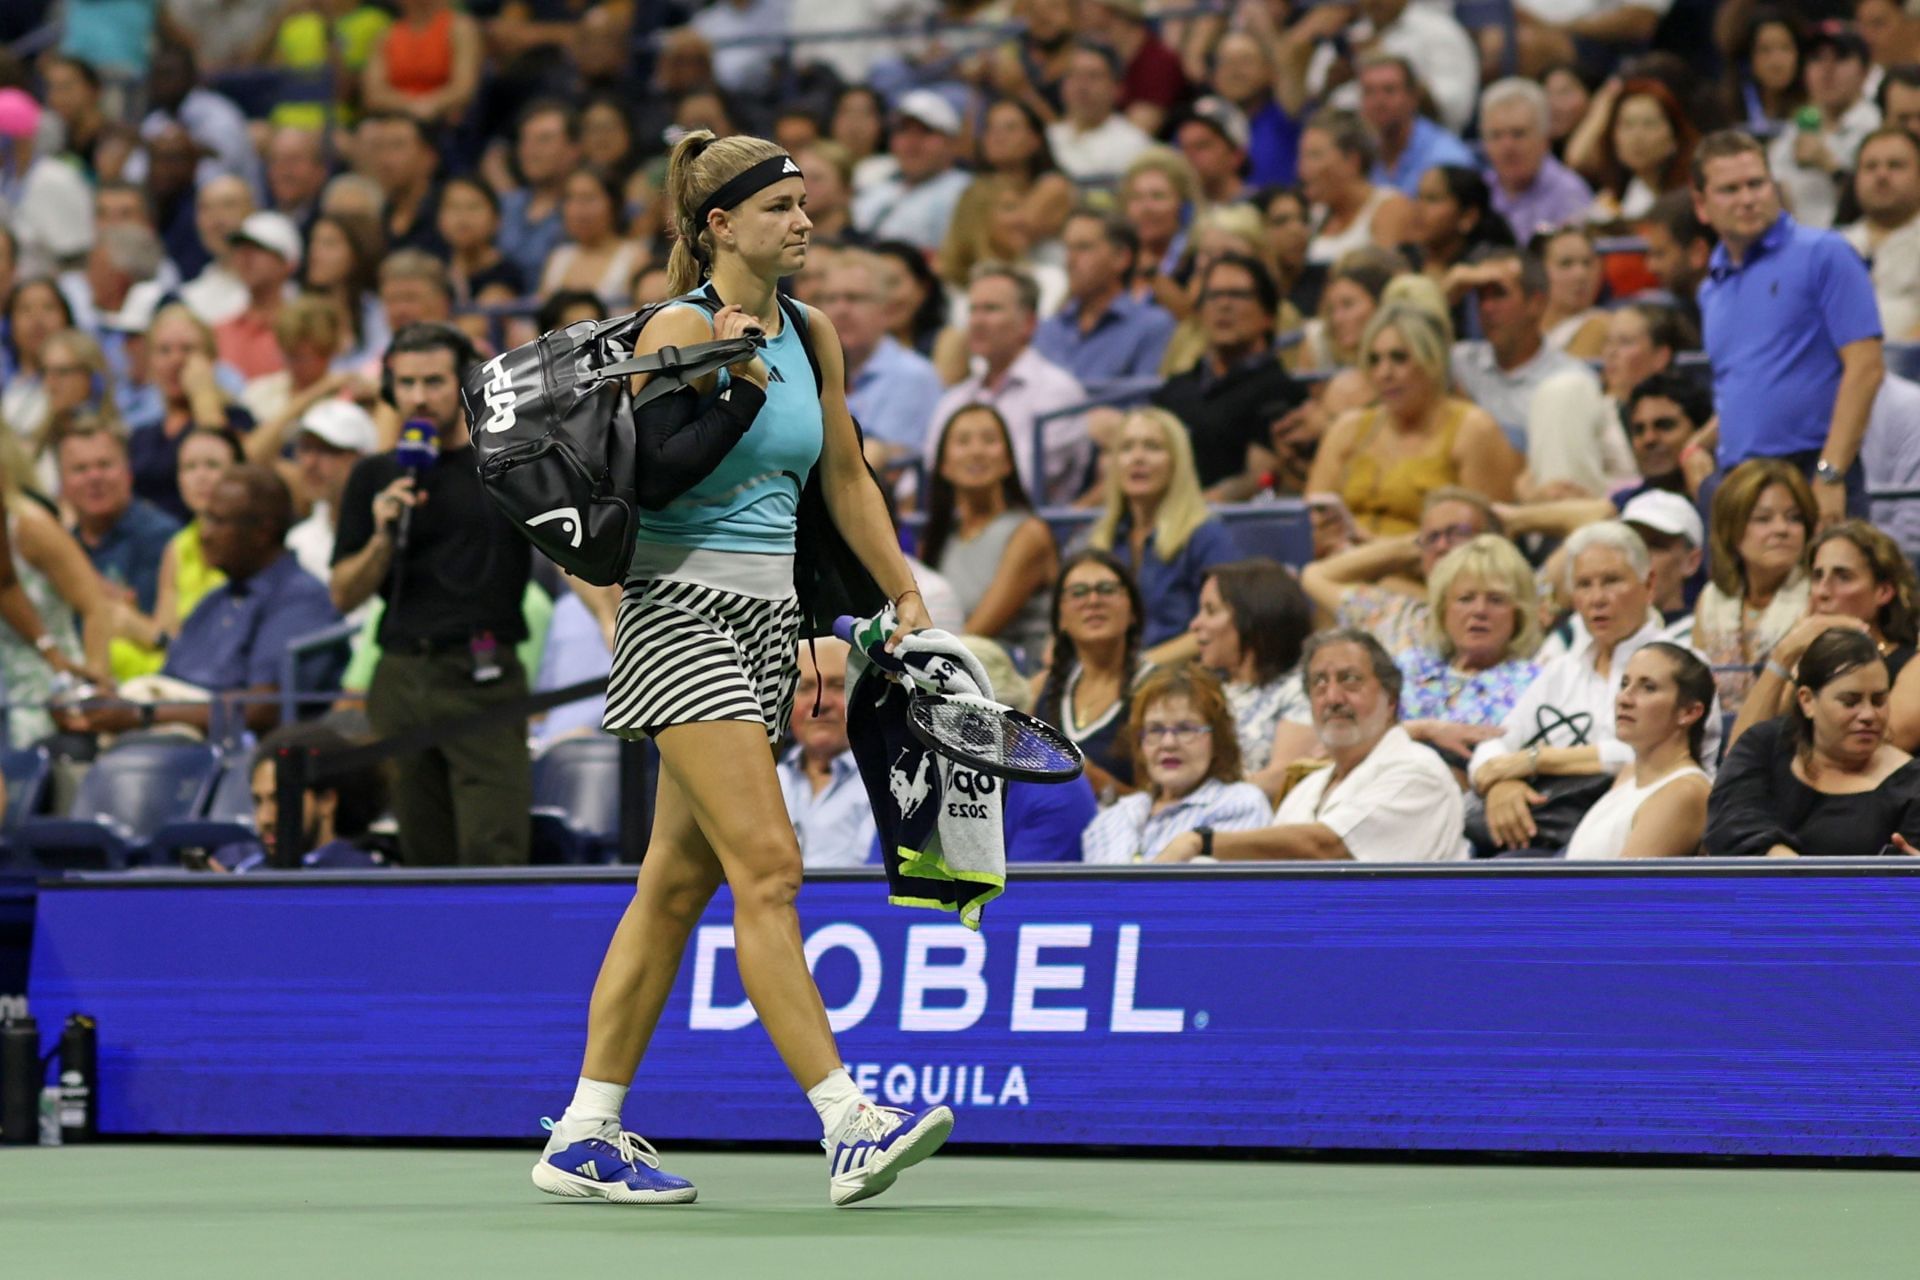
58, 1014, 96, 1143
38, 1087, 62, 1146
1, 1016, 41, 1144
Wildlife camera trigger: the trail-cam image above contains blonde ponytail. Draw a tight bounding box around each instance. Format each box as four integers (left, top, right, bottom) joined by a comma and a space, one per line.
664, 130, 793, 296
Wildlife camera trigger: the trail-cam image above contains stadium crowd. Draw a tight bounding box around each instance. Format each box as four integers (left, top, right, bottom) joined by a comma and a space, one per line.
4, 0, 1920, 869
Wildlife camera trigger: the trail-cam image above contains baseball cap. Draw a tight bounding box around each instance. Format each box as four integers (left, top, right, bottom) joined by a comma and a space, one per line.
100, 280, 169, 335
1185, 96, 1251, 153
1806, 20, 1870, 62
230, 211, 303, 270
1621, 490, 1704, 549
297, 399, 379, 455
895, 89, 961, 137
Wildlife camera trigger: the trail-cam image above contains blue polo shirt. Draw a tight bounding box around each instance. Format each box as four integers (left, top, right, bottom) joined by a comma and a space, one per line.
1108, 513, 1242, 647
77, 498, 180, 615
1372, 117, 1477, 196
163, 552, 343, 693
847, 335, 946, 450
1033, 293, 1176, 385
1701, 212, 1882, 465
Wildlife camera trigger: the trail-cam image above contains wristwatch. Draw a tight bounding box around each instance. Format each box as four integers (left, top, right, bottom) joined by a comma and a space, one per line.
1813, 458, 1844, 486
1194, 826, 1215, 860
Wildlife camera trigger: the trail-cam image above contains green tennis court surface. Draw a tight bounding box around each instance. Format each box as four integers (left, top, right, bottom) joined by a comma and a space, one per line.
4, 1146, 1913, 1278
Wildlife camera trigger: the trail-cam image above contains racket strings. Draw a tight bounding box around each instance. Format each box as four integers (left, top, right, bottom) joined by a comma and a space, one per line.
913, 699, 1079, 775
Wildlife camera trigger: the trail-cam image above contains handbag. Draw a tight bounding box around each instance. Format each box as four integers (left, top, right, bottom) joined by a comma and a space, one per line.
1464, 704, 1613, 856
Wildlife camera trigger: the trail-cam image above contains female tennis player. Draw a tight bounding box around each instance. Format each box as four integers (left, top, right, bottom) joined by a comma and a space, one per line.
532, 131, 949, 1208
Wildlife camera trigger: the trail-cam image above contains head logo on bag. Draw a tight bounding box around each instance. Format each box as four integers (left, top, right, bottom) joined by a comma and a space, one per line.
526, 506, 584, 547
478, 354, 518, 434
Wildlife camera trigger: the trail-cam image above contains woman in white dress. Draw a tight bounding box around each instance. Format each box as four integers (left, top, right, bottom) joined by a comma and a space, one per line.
1564, 642, 1714, 859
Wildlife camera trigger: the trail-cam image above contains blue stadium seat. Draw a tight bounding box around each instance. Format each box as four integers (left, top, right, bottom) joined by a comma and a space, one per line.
1217, 502, 1313, 567
147, 752, 259, 864
0, 745, 52, 857
1885, 342, 1920, 383
13, 740, 220, 871
530, 736, 625, 864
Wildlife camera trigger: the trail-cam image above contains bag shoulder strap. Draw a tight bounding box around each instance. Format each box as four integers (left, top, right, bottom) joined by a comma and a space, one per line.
777, 292, 824, 393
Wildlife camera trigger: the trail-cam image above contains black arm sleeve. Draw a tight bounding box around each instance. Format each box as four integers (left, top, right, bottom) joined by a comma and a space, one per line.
1704, 718, 1800, 857
633, 379, 767, 511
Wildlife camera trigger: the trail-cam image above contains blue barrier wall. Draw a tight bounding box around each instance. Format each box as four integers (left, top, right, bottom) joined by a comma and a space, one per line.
26, 865, 1920, 1157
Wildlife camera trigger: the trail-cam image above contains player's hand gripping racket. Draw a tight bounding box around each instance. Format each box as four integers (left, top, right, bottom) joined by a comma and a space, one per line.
835, 615, 1084, 784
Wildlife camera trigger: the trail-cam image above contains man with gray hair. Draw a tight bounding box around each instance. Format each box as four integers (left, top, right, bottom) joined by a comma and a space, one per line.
84, 224, 165, 334
1157, 627, 1465, 863
923, 262, 1089, 503
1480, 77, 1594, 239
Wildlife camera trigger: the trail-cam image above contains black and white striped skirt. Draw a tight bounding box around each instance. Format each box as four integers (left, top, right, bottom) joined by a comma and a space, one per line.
603, 579, 802, 745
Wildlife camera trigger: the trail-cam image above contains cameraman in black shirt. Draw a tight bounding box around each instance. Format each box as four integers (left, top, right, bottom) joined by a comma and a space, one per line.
331, 324, 535, 865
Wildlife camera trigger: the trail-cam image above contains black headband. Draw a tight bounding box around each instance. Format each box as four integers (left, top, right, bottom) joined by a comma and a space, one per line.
697, 153, 802, 226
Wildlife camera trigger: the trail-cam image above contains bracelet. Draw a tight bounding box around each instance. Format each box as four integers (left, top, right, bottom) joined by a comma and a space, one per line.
895, 588, 922, 606
1526, 744, 1542, 775
33, 633, 56, 655
1765, 659, 1793, 683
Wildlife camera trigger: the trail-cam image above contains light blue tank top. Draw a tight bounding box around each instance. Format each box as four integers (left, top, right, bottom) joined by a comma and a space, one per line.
633, 295, 823, 556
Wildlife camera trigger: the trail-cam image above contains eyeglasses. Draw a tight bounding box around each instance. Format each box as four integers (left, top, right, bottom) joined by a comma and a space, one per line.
1415, 523, 1479, 550
1140, 721, 1210, 744
1064, 580, 1124, 601
1308, 671, 1372, 693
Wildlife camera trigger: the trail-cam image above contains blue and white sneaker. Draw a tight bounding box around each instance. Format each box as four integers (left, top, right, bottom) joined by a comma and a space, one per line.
824, 1103, 954, 1207
532, 1116, 698, 1204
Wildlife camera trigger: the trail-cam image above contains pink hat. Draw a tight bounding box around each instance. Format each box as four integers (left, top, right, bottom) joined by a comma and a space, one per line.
0, 88, 40, 141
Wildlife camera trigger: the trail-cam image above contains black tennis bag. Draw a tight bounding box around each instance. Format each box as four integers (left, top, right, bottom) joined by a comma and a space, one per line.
463, 293, 753, 585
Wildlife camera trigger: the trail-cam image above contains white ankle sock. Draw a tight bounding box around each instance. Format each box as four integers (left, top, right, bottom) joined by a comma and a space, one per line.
807, 1068, 866, 1138
560, 1077, 628, 1130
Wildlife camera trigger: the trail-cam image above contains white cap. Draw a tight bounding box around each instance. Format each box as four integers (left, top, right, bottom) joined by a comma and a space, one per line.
895, 89, 961, 136
230, 210, 303, 270
1620, 489, 1704, 548
100, 279, 168, 334
1187, 96, 1251, 153
297, 399, 379, 454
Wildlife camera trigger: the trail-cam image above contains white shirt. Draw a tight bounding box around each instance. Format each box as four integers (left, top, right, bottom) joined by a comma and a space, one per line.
788, 0, 936, 83
1272, 725, 1465, 861
286, 501, 372, 627
1518, 0, 1673, 24
1313, 8, 1480, 135
181, 265, 248, 327
1563, 764, 1707, 859
1047, 114, 1155, 183
1768, 97, 1882, 230
778, 745, 879, 867
1080, 778, 1273, 864
924, 346, 1090, 504
1861, 372, 1920, 556
689, 0, 791, 94
1843, 212, 1920, 340
1469, 615, 1721, 781
0, 155, 94, 275
906, 554, 965, 633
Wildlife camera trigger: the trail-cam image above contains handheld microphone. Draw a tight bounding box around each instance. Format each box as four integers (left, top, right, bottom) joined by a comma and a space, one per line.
394, 417, 439, 552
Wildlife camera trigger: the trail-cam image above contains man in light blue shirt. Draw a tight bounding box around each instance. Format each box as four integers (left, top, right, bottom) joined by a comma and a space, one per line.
1360, 55, 1475, 196
818, 252, 944, 463
496, 103, 579, 288
1034, 208, 1176, 384
778, 639, 878, 868
851, 91, 971, 254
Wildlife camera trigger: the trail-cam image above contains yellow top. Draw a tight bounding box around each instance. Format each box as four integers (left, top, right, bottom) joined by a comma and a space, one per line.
1340, 399, 1469, 538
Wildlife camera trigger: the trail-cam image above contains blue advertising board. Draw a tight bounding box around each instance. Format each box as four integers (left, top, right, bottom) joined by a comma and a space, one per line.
25, 866, 1920, 1157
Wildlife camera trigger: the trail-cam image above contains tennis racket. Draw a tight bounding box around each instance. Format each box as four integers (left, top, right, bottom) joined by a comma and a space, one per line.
835, 616, 1085, 784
